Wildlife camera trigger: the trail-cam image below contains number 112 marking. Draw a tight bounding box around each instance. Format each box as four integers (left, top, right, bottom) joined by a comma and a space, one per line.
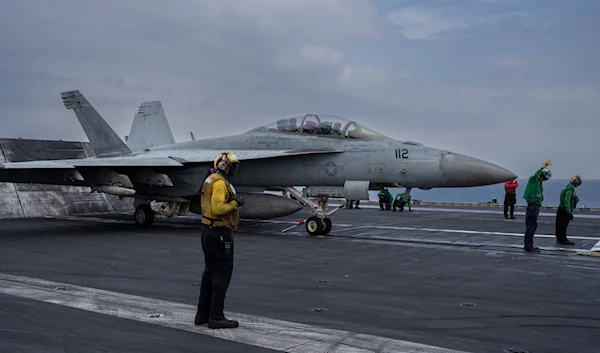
395, 149, 409, 159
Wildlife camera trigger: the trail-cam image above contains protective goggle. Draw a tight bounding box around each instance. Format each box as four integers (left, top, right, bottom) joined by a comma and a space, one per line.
541, 170, 551, 180
228, 161, 240, 171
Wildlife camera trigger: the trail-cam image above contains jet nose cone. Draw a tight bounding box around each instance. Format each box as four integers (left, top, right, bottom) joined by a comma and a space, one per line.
440, 152, 517, 187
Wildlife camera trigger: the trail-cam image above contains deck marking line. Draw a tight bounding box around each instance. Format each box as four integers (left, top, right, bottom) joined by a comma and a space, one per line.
327, 204, 600, 219
0, 273, 471, 353
250, 219, 598, 241
591, 240, 600, 252
44, 216, 599, 242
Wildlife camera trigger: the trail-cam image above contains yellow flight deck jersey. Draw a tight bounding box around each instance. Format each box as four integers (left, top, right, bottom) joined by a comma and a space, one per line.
200, 172, 240, 231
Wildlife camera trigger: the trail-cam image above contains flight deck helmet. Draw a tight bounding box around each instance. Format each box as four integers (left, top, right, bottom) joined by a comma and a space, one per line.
540, 169, 551, 181
570, 175, 582, 187
214, 152, 240, 176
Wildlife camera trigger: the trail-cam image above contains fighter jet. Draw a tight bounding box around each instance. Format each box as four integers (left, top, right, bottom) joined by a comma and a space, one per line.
0, 90, 517, 236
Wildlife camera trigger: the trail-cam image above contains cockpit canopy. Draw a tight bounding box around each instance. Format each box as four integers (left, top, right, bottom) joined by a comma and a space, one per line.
245, 113, 387, 140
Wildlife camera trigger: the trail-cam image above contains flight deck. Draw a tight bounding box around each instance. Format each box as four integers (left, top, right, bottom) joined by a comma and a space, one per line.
1, 204, 599, 353
45, 200, 600, 254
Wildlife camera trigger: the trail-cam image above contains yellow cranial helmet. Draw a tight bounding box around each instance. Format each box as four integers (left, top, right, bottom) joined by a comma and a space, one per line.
214, 152, 240, 174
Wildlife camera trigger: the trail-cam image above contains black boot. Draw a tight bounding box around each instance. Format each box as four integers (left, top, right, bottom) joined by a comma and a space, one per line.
208, 318, 239, 329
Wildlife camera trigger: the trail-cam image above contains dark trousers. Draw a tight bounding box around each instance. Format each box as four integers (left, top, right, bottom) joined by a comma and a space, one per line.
379, 200, 391, 210
555, 208, 571, 242
393, 200, 406, 211
347, 200, 360, 208
196, 225, 234, 321
524, 203, 540, 249
504, 193, 516, 217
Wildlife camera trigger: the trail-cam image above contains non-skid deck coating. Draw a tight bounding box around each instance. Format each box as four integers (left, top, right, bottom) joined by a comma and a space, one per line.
254, 203, 600, 254
52, 202, 600, 254
0, 205, 599, 353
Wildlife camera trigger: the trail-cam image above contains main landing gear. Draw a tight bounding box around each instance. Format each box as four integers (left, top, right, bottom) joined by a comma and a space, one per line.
134, 204, 154, 227
281, 187, 344, 236
133, 200, 184, 227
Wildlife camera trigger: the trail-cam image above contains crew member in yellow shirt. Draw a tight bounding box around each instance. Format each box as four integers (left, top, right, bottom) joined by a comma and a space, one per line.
194, 152, 244, 329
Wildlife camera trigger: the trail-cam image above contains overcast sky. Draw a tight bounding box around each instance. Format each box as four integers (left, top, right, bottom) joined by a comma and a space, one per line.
1, 0, 598, 179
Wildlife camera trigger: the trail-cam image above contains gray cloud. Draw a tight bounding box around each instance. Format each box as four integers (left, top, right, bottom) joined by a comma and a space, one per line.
0, 0, 598, 179
388, 5, 528, 40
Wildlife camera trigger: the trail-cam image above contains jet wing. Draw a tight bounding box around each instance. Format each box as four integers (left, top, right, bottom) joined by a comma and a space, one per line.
0, 157, 184, 169
0, 148, 343, 189
165, 148, 343, 163
0, 148, 342, 170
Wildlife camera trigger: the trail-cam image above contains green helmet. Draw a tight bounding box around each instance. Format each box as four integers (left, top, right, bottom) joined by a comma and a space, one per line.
570, 175, 582, 187
540, 169, 551, 180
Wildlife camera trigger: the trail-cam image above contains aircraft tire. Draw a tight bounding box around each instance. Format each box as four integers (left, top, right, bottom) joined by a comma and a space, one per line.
322, 218, 332, 235
305, 216, 324, 236
134, 204, 154, 227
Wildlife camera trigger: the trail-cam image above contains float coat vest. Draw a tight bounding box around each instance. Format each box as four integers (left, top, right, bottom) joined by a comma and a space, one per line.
200, 172, 239, 231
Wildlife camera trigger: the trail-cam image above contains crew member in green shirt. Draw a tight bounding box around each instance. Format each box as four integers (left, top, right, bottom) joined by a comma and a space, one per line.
378, 187, 393, 211
393, 193, 411, 212
555, 175, 582, 245
523, 160, 552, 252
346, 199, 361, 209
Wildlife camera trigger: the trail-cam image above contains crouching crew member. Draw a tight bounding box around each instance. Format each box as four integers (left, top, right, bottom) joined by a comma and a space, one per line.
195, 152, 244, 329
555, 175, 582, 245
346, 200, 361, 209
393, 193, 412, 212
378, 187, 393, 210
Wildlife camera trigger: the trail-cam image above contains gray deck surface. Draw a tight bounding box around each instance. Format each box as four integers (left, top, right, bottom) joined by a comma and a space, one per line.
1, 204, 599, 353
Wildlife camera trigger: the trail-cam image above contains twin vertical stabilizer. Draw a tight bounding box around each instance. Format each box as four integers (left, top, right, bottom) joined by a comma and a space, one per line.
61, 90, 132, 157
126, 101, 175, 151
61, 90, 177, 156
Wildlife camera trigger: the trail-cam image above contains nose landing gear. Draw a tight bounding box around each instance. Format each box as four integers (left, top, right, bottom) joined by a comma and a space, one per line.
280, 187, 343, 236
305, 215, 333, 236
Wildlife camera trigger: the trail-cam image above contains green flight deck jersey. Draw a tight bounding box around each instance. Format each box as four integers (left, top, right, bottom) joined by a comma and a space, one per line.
378, 190, 393, 203
523, 168, 544, 205
394, 193, 412, 211
559, 183, 579, 214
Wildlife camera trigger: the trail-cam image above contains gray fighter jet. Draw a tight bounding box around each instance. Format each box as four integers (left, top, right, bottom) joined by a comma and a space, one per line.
0, 90, 517, 235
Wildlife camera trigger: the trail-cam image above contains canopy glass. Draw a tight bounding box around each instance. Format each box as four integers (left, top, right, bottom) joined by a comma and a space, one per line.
246, 113, 387, 139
